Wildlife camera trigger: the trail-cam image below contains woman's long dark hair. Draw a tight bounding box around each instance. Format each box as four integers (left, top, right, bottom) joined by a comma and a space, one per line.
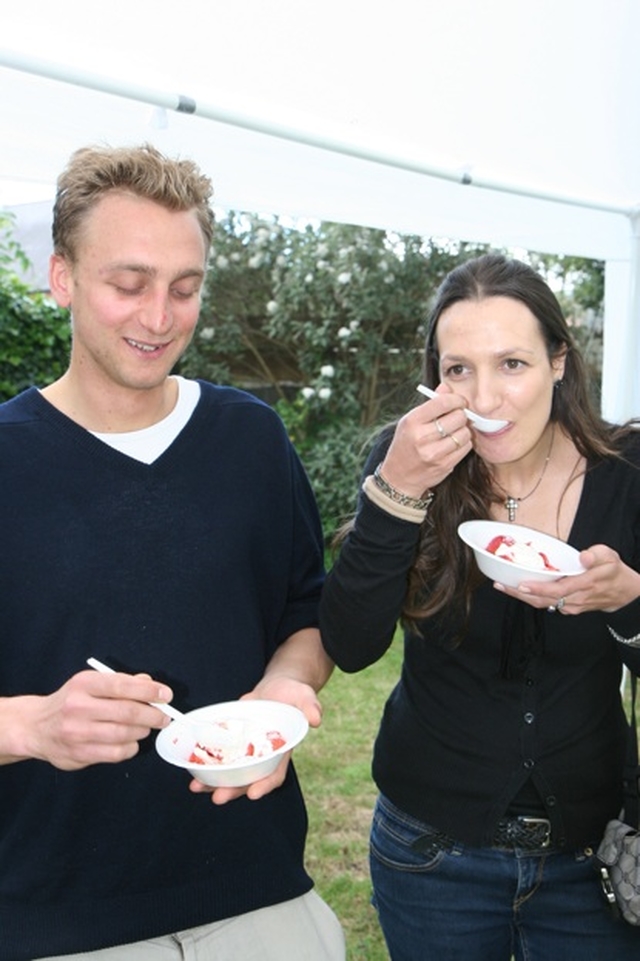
372, 254, 628, 634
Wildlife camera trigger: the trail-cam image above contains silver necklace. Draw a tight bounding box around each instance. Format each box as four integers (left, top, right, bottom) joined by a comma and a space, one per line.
499, 428, 555, 522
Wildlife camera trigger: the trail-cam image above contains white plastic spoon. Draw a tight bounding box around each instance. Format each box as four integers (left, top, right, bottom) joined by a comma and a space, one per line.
87, 656, 185, 721
416, 384, 509, 434
86, 656, 236, 739
86, 658, 242, 758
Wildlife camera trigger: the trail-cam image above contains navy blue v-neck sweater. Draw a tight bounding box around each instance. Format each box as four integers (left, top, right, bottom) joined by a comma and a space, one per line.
0, 383, 325, 960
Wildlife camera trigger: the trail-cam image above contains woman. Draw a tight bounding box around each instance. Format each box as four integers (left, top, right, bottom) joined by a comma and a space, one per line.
319, 254, 640, 960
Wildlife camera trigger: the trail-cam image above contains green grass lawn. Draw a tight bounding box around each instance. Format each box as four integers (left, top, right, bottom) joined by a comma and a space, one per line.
295, 638, 402, 960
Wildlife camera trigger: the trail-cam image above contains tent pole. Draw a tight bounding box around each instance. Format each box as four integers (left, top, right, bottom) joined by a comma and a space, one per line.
0, 47, 633, 220
601, 211, 640, 423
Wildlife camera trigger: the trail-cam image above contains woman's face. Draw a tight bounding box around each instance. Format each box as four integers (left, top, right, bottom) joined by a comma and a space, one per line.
435, 295, 565, 465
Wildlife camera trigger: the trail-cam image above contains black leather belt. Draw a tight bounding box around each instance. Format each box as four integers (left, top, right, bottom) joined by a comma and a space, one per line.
493, 816, 552, 850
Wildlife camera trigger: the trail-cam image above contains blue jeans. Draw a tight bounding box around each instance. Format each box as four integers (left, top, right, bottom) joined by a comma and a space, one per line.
369, 794, 640, 961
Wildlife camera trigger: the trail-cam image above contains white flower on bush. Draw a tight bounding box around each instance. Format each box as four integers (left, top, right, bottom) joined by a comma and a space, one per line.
199, 327, 215, 341
255, 227, 271, 244
276, 254, 287, 267
349, 320, 360, 331
320, 364, 335, 378
215, 255, 229, 269
336, 271, 351, 285
266, 300, 278, 315
231, 252, 242, 262
317, 260, 329, 270
317, 243, 329, 258
301, 387, 316, 400
304, 272, 314, 284
318, 387, 332, 400
248, 253, 263, 269
337, 326, 351, 339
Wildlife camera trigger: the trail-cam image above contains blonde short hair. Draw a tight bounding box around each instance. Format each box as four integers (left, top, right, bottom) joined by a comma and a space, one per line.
52, 143, 215, 262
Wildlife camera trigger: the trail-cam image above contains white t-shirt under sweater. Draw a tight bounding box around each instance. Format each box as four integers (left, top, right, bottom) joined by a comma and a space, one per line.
91, 376, 200, 463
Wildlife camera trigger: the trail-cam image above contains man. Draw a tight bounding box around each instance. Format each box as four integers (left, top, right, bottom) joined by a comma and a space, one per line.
0, 144, 344, 961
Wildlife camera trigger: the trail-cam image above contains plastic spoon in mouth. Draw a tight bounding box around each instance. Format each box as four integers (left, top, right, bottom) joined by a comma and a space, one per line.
416, 385, 509, 433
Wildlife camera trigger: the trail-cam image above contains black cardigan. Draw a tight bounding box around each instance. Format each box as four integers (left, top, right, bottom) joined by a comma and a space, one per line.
320, 433, 640, 849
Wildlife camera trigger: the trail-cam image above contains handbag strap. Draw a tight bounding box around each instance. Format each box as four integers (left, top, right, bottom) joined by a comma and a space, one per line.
623, 672, 639, 827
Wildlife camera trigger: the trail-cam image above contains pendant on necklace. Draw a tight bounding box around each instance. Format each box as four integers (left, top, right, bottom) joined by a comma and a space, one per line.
499, 426, 555, 523
505, 496, 519, 522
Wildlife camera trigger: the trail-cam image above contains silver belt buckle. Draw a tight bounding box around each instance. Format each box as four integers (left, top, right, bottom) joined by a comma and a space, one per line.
519, 816, 551, 847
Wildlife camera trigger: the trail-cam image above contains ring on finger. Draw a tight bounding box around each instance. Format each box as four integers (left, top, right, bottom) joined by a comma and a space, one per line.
547, 596, 566, 614
450, 432, 462, 449
435, 418, 447, 438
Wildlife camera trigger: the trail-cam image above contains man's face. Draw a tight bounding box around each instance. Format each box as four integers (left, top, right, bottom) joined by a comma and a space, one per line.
49, 191, 207, 395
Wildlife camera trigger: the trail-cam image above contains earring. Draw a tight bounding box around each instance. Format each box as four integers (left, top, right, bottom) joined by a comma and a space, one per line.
554, 379, 563, 389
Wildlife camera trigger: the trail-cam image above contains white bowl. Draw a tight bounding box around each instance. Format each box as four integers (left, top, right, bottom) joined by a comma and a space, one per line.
457, 520, 585, 588
155, 699, 309, 788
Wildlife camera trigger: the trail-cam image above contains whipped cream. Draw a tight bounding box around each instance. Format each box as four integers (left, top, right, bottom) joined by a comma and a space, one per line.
188, 718, 286, 766
486, 534, 558, 571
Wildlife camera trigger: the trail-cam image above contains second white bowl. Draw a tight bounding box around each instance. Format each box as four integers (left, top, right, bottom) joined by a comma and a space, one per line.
458, 520, 585, 588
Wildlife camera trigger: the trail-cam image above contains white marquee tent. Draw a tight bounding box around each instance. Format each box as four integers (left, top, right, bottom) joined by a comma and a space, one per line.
1, 0, 639, 421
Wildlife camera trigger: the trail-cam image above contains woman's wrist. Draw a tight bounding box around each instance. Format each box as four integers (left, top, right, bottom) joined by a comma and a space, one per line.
372, 463, 434, 511
363, 473, 431, 523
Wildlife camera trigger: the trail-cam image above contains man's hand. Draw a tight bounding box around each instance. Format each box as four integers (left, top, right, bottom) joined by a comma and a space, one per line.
190, 627, 332, 805
1, 670, 174, 769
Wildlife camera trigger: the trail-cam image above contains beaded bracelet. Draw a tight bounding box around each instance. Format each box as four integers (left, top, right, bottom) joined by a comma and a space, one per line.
607, 625, 640, 648
373, 463, 434, 512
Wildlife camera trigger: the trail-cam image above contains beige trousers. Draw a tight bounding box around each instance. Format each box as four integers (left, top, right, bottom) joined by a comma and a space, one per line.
40, 891, 345, 961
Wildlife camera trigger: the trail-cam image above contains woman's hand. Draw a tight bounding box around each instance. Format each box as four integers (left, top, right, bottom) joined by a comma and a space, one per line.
379, 387, 472, 498
497, 544, 640, 615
